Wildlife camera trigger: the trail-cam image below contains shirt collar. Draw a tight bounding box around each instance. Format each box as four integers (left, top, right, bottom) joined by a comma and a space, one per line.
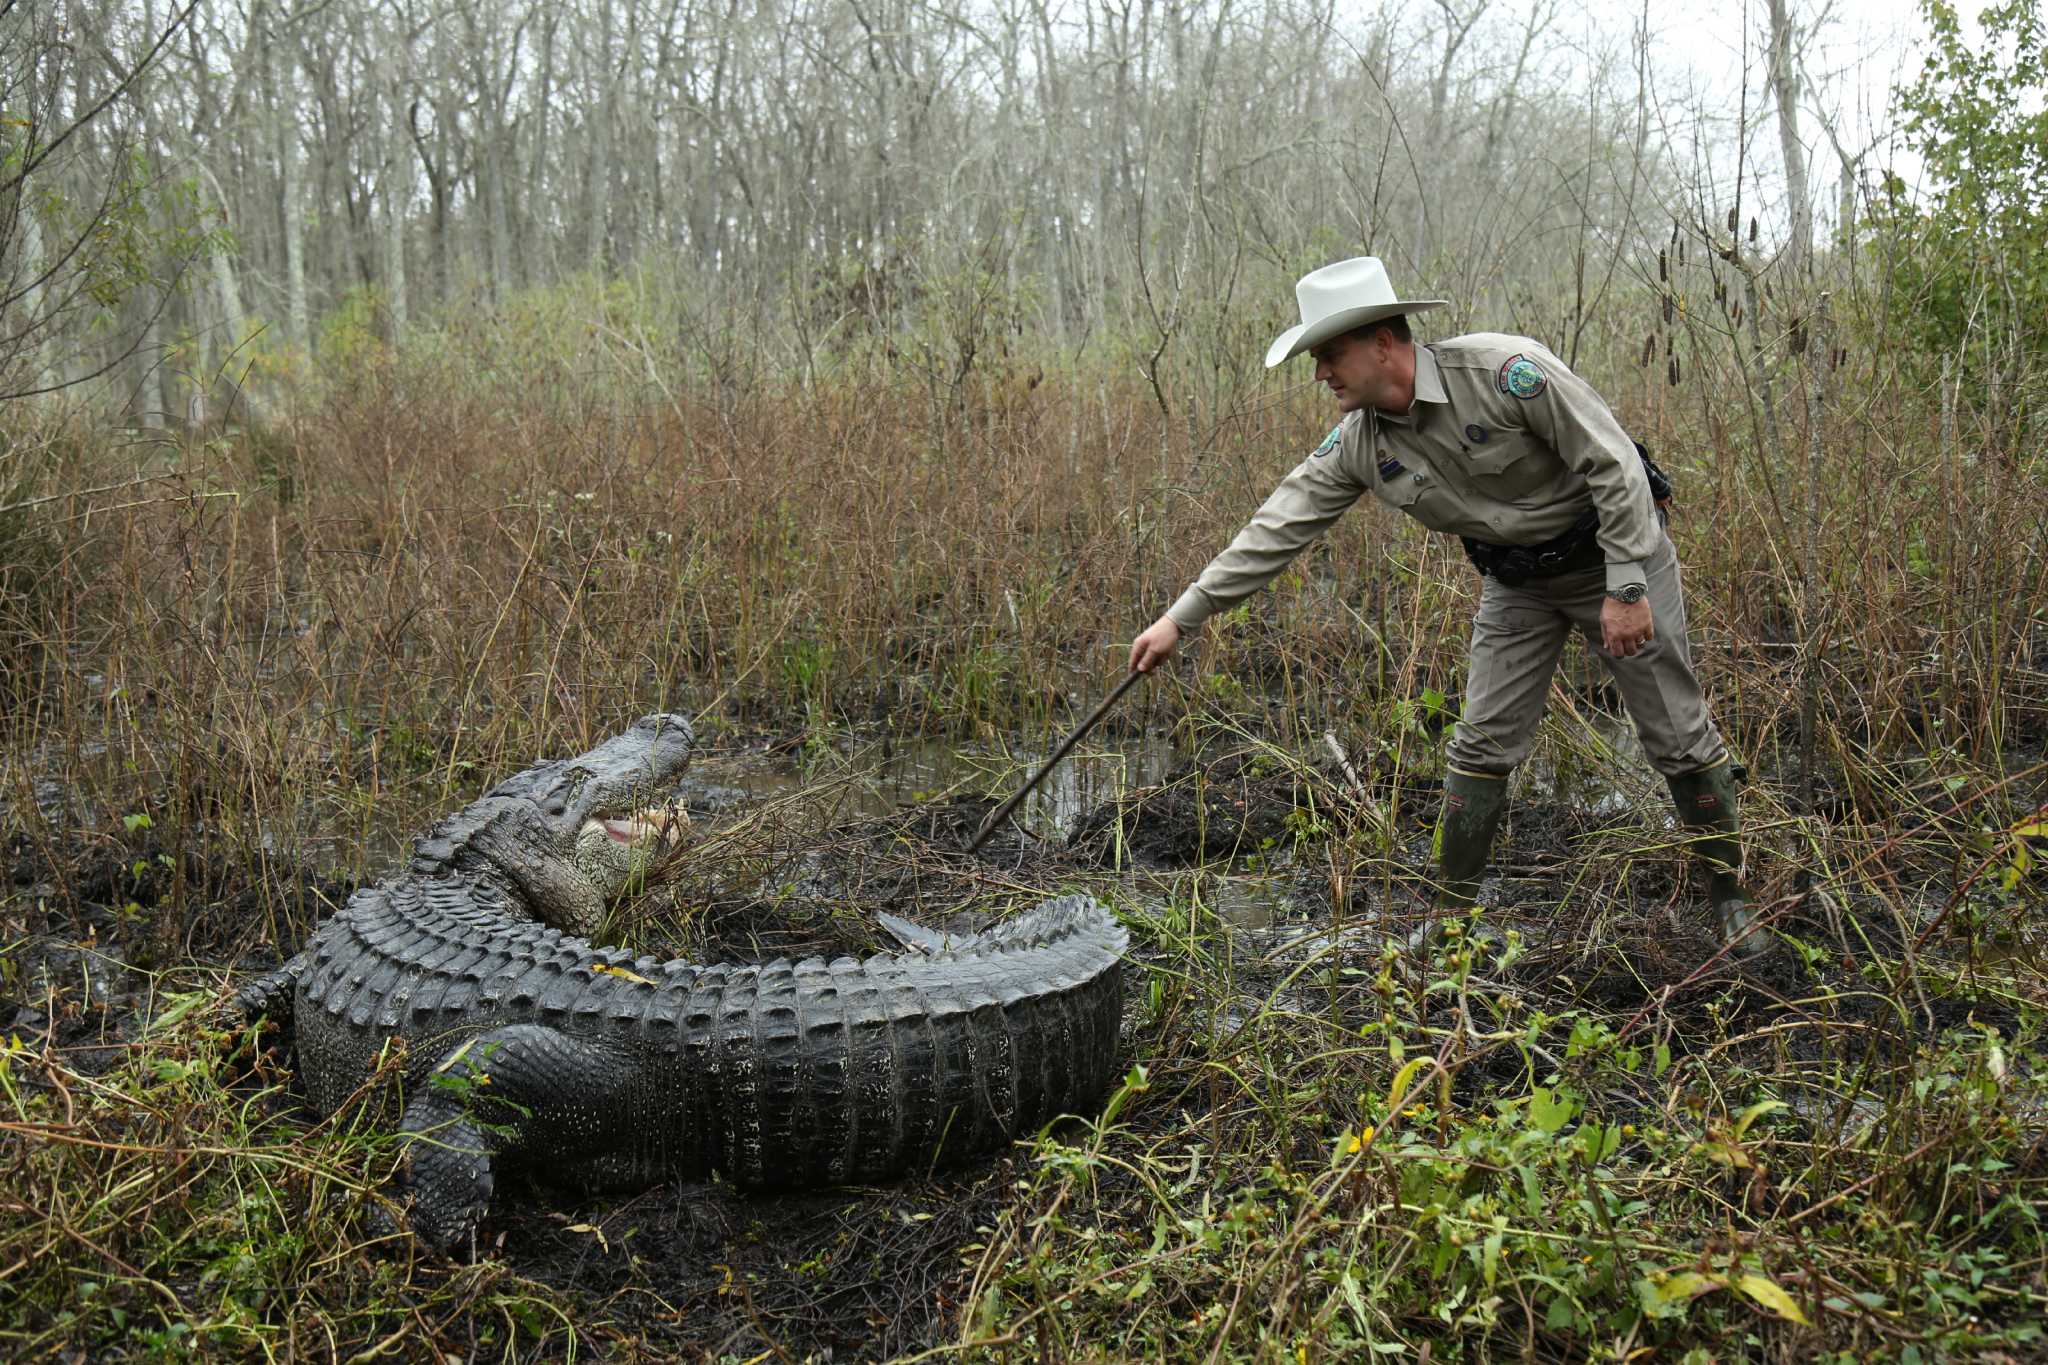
1412, 343, 1449, 405
1372, 345, 1447, 427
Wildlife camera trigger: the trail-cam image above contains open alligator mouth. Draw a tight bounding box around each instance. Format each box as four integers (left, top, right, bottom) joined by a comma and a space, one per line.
588, 808, 678, 846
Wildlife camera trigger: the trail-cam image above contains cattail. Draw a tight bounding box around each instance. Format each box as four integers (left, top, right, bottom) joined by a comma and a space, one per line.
1732, 301, 1743, 326
1663, 292, 1674, 323
1750, 217, 1759, 243
1659, 250, 1668, 281
1679, 238, 1687, 266
1672, 219, 1681, 246
1727, 207, 1738, 233
1668, 354, 1681, 386
1641, 333, 1655, 367
1790, 318, 1807, 354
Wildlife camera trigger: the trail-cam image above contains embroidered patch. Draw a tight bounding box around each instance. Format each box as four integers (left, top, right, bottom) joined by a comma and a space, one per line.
1496, 355, 1548, 400
1464, 424, 1490, 443
1312, 424, 1342, 458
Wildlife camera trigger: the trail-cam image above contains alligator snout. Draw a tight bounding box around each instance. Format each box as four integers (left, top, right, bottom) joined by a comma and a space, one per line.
490, 713, 698, 837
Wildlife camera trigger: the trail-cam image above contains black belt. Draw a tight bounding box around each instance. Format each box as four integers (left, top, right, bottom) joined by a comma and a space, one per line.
1461, 508, 1603, 585
1460, 440, 1673, 587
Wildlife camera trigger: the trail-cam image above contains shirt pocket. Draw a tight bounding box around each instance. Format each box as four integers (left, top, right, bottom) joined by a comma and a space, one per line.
1462, 438, 1555, 501
1375, 464, 1457, 530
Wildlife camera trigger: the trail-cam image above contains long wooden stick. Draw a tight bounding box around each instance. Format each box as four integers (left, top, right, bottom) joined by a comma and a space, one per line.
967, 669, 1147, 853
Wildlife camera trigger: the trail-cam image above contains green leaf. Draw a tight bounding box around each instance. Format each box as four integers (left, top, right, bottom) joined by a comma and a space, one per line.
1385, 1056, 1429, 1115
1340, 1269, 1370, 1333
1529, 1085, 1578, 1135
1732, 1099, 1787, 1140
1637, 1270, 1718, 1319
1735, 1272, 1811, 1325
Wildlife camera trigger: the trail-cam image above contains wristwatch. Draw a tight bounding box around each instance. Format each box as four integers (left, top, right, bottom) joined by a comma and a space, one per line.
1605, 584, 1647, 605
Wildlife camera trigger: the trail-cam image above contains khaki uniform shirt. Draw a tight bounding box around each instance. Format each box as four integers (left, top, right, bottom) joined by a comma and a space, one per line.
1166, 334, 1659, 631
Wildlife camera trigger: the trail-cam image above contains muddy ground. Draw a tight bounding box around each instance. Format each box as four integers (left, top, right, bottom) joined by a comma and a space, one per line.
3, 731, 2042, 1360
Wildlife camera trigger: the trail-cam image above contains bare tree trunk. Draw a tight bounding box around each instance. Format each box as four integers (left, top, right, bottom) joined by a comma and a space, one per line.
17, 211, 52, 396
258, 1, 310, 351
1767, 0, 1811, 279
584, 0, 615, 269
380, 7, 409, 333
410, 96, 450, 299
195, 163, 248, 418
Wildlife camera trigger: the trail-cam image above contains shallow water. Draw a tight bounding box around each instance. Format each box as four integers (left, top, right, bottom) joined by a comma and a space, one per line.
686, 726, 1180, 840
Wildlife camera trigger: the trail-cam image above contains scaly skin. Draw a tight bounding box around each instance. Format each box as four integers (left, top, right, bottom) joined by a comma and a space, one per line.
235, 714, 1129, 1250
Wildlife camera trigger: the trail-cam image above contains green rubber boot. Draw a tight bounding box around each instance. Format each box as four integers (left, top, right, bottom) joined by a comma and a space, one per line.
1416, 771, 1509, 950
1666, 762, 1769, 961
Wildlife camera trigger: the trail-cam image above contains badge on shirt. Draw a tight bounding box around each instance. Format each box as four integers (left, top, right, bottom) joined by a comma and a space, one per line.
1312, 424, 1342, 458
1496, 355, 1548, 400
1464, 424, 1490, 443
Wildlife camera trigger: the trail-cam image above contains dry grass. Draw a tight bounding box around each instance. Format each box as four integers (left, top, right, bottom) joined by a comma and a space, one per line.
0, 298, 2044, 1360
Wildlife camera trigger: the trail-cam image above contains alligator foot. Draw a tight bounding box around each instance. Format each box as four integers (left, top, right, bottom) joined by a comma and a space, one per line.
397, 1023, 636, 1254
228, 954, 303, 1048
396, 1104, 496, 1254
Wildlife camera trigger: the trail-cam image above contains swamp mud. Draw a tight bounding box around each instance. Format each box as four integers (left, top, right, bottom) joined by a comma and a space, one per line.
3, 720, 2044, 1361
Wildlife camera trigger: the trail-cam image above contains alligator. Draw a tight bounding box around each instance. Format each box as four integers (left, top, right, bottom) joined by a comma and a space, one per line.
235, 714, 1129, 1250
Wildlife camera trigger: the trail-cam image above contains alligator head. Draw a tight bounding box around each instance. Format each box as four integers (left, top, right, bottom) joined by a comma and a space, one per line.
410, 712, 696, 932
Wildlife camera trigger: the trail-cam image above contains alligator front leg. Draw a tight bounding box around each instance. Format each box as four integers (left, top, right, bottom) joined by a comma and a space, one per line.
230, 954, 304, 1045
397, 1023, 637, 1252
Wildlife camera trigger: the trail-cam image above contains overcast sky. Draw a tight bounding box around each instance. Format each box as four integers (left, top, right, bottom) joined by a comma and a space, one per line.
1643, 0, 2026, 196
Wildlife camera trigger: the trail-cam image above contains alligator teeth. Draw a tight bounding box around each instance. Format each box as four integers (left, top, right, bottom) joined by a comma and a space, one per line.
591, 805, 688, 847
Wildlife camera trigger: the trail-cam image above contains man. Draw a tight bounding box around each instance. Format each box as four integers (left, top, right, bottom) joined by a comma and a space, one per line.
1127, 257, 1765, 958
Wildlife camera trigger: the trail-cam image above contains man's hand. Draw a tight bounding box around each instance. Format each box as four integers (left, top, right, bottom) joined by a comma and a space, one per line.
1129, 615, 1183, 673
1601, 596, 1654, 657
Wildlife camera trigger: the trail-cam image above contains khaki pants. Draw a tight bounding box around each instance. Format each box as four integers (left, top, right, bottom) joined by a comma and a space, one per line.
1446, 532, 1727, 779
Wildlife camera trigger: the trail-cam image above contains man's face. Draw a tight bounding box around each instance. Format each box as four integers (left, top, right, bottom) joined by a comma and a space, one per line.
1309, 328, 1403, 414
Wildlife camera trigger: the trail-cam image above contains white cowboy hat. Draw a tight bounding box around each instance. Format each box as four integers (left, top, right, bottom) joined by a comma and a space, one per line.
1264, 257, 1448, 368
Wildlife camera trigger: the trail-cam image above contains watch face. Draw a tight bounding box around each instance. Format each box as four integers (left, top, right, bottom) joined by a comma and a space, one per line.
1610, 585, 1646, 604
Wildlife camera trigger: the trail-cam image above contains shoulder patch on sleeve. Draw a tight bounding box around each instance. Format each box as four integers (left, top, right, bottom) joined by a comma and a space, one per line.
1496, 354, 1548, 400
1312, 424, 1342, 458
